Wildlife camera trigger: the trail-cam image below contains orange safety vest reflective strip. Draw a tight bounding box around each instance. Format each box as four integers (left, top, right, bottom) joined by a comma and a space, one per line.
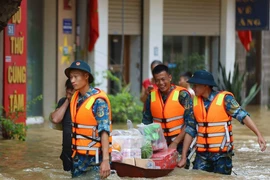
150, 86, 187, 144
70, 88, 112, 163
193, 91, 234, 153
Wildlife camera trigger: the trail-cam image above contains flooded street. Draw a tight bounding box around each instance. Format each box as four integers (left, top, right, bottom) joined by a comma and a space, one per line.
0, 105, 270, 180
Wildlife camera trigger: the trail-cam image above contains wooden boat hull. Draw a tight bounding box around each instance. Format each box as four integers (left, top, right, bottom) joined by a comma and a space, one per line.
111, 162, 174, 178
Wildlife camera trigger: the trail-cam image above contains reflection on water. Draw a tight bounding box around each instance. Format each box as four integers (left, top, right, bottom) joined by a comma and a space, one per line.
0, 105, 269, 180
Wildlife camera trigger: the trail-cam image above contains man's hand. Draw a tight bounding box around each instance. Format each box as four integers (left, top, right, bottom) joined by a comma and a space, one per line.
258, 135, 267, 152
168, 141, 178, 149
100, 159, 110, 179
177, 157, 187, 168
147, 85, 154, 93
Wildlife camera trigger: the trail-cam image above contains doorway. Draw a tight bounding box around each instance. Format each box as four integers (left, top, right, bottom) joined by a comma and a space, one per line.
245, 31, 261, 104
108, 35, 130, 94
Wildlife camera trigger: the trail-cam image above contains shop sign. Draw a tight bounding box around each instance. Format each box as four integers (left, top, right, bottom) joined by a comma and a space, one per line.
3, 0, 27, 123
236, 0, 269, 30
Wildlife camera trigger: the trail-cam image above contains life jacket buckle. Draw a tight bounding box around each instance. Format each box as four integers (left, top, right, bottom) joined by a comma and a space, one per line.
202, 133, 208, 138
72, 122, 79, 128
71, 145, 77, 150
72, 133, 76, 138
163, 128, 170, 133
202, 122, 208, 127
162, 118, 167, 123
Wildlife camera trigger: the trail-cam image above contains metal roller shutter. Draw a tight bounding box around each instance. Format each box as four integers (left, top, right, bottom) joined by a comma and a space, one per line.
109, 0, 141, 35
164, 0, 221, 36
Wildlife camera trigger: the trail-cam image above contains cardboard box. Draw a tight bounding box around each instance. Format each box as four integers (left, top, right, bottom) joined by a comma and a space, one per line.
122, 158, 156, 169
122, 158, 135, 166
135, 158, 155, 169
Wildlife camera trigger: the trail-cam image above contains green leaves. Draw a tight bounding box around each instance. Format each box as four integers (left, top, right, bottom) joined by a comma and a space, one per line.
0, 112, 27, 141
106, 71, 143, 124
241, 83, 261, 108
217, 61, 260, 108
0, 94, 42, 141
166, 53, 206, 84
108, 91, 143, 124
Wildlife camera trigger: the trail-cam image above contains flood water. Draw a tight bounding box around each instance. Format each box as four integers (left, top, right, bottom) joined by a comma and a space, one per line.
0, 105, 269, 180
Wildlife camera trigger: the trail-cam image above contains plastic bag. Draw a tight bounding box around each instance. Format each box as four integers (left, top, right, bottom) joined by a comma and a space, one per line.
137, 123, 167, 151
112, 135, 143, 150
111, 150, 123, 162
112, 120, 144, 161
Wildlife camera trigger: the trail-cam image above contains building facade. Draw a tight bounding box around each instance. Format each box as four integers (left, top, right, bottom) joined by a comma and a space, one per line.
0, 0, 269, 122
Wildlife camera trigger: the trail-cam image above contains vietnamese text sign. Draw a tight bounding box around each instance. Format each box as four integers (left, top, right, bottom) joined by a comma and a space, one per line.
3, 0, 27, 123
236, 0, 269, 30
63, 19, 72, 34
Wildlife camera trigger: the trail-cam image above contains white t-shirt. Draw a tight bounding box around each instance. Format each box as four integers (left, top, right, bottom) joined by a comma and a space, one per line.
188, 87, 195, 97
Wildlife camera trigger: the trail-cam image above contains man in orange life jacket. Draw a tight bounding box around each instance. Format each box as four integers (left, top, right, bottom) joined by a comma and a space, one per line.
65, 60, 112, 179
142, 64, 194, 167
178, 70, 267, 175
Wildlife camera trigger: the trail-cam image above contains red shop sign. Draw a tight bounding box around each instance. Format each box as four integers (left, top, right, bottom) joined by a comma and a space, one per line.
3, 0, 27, 123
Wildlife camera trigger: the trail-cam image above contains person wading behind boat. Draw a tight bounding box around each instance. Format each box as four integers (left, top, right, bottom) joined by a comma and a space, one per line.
142, 64, 194, 168
65, 60, 112, 179
178, 71, 195, 98
140, 60, 162, 103
178, 70, 267, 175
50, 79, 75, 171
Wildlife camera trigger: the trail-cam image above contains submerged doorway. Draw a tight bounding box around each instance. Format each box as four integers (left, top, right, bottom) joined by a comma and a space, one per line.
245, 31, 261, 104
108, 35, 130, 94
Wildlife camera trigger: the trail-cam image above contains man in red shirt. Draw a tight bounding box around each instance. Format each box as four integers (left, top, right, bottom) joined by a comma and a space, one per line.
140, 60, 162, 103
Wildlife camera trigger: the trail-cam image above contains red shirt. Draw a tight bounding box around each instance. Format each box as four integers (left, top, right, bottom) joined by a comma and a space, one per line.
142, 78, 158, 90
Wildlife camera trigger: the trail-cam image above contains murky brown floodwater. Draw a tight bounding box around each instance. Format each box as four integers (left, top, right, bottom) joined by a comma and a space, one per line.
0, 105, 269, 180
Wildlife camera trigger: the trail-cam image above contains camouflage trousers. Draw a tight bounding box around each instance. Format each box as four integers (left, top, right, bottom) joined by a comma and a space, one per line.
192, 151, 233, 175
71, 154, 101, 179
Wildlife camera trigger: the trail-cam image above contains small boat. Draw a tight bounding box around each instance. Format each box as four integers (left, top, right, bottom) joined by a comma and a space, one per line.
111, 162, 174, 178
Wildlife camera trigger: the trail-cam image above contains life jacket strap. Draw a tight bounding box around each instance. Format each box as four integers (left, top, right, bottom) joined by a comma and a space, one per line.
197, 121, 231, 127
153, 115, 183, 123
72, 133, 101, 142
187, 146, 197, 160
163, 124, 183, 133
72, 122, 96, 129
72, 145, 100, 164
196, 142, 233, 148
190, 136, 197, 150
187, 136, 198, 159
197, 131, 233, 138
71, 150, 76, 158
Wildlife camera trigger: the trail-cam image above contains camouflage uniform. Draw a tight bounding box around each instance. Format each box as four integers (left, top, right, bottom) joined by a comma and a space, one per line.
71, 88, 111, 178
142, 85, 194, 169
185, 91, 249, 175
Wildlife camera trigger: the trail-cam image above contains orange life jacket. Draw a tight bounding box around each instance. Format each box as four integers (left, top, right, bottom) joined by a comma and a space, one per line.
70, 88, 112, 163
193, 91, 234, 153
150, 86, 188, 144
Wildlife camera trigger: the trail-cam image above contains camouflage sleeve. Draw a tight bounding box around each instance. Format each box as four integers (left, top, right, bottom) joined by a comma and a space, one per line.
93, 98, 111, 135
178, 90, 197, 138
224, 94, 250, 125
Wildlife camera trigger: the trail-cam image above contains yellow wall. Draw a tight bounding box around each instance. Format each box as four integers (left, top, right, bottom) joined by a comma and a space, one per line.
57, 0, 76, 99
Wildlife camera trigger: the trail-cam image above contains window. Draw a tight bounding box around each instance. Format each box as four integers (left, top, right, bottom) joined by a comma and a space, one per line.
163, 36, 206, 83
